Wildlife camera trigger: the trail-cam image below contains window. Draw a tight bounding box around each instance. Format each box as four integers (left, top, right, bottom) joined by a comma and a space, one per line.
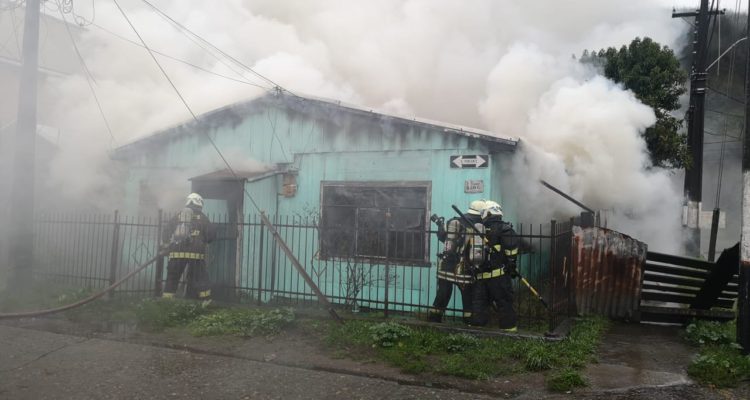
320, 182, 430, 264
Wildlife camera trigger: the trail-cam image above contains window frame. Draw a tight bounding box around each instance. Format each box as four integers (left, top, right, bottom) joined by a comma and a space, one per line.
319, 181, 432, 266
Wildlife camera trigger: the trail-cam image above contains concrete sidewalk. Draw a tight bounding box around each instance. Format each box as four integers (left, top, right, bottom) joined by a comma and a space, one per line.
0, 325, 495, 400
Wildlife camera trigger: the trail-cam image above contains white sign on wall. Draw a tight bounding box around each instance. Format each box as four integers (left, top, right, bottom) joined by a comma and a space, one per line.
464, 180, 484, 193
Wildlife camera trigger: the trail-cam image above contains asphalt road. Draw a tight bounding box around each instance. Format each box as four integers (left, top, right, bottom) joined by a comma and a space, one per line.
0, 325, 497, 400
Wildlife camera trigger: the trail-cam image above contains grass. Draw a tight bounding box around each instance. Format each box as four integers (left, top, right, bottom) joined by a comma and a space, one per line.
547, 368, 588, 392
683, 320, 750, 388
321, 316, 608, 388
0, 285, 298, 339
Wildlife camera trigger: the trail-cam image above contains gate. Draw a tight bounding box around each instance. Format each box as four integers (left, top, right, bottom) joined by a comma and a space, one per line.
639, 250, 737, 324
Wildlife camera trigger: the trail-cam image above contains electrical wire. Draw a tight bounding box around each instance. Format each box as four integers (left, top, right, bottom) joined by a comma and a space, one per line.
111, 1, 341, 323
111, 0, 262, 212
56, 0, 116, 147
137, 3, 253, 89
86, 20, 271, 90
139, 0, 295, 96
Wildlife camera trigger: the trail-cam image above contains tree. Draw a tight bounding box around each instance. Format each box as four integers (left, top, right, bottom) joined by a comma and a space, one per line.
583, 37, 689, 169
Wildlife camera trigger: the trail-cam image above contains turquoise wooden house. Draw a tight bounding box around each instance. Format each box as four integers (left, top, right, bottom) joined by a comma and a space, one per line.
112, 91, 518, 314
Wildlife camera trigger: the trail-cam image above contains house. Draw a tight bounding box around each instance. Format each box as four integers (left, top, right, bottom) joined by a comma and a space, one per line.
112, 90, 518, 310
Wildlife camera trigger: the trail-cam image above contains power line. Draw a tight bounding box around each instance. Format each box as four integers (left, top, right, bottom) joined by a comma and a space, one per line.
86, 20, 271, 90
135, 2, 253, 88
56, 0, 116, 146
111, 0, 262, 213
139, 0, 295, 96
110, 2, 341, 321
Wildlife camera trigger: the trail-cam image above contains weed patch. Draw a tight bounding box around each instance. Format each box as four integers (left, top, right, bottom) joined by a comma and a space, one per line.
547, 368, 588, 392
188, 308, 295, 337
134, 298, 210, 332
688, 346, 750, 387
369, 322, 413, 348
324, 316, 608, 385
684, 320, 735, 346
683, 320, 750, 387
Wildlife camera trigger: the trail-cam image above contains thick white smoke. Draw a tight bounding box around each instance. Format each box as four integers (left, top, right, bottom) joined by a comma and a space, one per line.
3, 0, 690, 250
481, 44, 683, 252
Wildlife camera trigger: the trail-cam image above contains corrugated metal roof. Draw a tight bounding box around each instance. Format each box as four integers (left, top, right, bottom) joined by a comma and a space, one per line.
112, 90, 518, 155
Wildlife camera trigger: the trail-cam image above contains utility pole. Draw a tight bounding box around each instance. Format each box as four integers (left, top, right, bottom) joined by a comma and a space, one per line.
673, 2, 724, 257
9, 0, 41, 289
738, 0, 750, 355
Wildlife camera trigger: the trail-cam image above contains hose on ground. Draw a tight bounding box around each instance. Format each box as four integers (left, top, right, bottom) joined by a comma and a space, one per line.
0, 251, 166, 320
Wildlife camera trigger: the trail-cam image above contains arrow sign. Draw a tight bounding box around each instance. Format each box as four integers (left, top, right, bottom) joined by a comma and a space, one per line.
450, 155, 488, 168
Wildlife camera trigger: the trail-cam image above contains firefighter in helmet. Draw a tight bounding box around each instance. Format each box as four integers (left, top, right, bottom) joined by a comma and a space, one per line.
469, 200, 520, 331
428, 199, 486, 324
161, 193, 216, 300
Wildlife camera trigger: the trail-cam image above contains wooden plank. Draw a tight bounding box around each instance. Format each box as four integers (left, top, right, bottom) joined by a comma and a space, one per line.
643, 272, 703, 287
644, 263, 708, 279
642, 283, 698, 296
647, 251, 714, 271
639, 305, 735, 324
639, 305, 735, 319
641, 291, 735, 309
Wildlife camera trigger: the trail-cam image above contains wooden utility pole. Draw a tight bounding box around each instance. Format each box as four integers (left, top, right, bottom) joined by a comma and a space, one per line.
9, 0, 40, 289
673, 1, 723, 256
738, 0, 750, 355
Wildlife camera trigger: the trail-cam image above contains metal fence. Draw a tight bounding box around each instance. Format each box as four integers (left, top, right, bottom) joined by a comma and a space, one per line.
32, 211, 576, 330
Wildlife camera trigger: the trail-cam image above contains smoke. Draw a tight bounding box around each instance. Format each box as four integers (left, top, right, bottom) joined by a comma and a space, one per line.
481, 44, 683, 251
2, 0, 689, 251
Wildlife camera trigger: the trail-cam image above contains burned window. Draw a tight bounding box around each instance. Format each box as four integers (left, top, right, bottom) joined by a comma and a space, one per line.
320, 182, 429, 264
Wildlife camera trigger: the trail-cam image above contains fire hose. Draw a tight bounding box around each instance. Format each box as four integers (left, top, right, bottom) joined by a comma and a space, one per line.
0, 251, 166, 320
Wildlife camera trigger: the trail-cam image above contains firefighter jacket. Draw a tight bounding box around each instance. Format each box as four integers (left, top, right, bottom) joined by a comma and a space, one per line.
478, 216, 519, 274
162, 207, 216, 259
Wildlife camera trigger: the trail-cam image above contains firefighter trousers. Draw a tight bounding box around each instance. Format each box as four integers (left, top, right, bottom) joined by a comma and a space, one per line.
429, 279, 474, 324
470, 273, 517, 329
163, 258, 211, 299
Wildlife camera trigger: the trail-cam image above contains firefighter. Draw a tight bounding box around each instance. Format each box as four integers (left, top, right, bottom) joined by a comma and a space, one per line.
469, 200, 520, 332
427, 199, 486, 324
161, 193, 216, 300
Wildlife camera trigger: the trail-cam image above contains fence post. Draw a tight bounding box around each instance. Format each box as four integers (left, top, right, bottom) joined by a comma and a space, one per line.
257, 219, 265, 306
384, 210, 390, 318
549, 219, 557, 332
154, 209, 164, 297
108, 210, 120, 299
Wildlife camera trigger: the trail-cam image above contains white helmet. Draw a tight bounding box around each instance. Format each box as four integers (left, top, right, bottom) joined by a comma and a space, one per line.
186, 193, 204, 208
482, 200, 503, 219
467, 199, 487, 215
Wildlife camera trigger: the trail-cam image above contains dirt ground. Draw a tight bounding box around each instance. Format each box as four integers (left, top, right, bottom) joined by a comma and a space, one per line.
1, 315, 749, 399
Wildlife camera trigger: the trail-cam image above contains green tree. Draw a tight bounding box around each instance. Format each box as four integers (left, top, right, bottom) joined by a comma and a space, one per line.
583, 37, 689, 169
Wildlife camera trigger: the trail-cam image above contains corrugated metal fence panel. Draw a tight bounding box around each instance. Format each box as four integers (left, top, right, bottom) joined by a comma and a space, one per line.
571, 226, 647, 320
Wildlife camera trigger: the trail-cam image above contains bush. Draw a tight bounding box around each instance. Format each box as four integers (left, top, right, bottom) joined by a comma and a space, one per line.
189, 308, 295, 337
547, 368, 588, 392
369, 322, 413, 348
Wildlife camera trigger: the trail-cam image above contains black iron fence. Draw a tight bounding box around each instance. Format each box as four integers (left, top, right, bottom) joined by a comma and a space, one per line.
32, 211, 575, 331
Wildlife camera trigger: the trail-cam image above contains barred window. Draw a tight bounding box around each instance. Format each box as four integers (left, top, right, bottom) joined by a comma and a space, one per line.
320, 182, 430, 264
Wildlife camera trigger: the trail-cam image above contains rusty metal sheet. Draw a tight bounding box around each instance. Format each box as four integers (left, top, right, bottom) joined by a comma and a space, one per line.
571, 226, 647, 320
